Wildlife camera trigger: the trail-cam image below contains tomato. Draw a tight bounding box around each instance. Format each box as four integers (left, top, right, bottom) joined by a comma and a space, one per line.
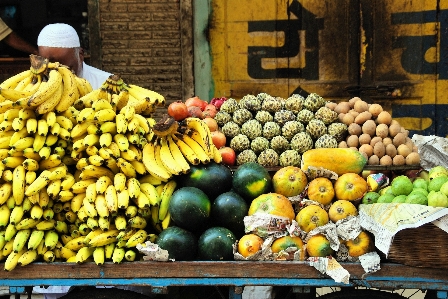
185, 96, 207, 110
167, 101, 189, 121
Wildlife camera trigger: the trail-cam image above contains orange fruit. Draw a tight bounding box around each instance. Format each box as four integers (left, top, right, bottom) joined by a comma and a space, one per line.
248, 193, 295, 220
307, 177, 335, 205
345, 231, 374, 257
306, 234, 334, 257
334, 173, 368, 201
272, 166, 308, 197
295, 205, 329, 233
271, 236, 304, 253
328, 200, 358, 223
237, 233, 264, 258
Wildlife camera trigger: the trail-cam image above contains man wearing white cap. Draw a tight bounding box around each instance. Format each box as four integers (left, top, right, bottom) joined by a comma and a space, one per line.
37, 23, 111, 89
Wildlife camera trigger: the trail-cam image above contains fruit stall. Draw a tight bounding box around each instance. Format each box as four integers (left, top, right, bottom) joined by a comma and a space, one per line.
0, 56, 448, 299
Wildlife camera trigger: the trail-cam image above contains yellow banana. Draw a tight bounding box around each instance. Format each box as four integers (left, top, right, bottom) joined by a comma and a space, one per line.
167, 135, 190, 173
25, 170, 51, 196
13, 229, 31, 253
3, 156, 26, 169
130, 160, 147, 176
180, 133, 211, 164
117, 158, 137, 178
139, 174, 163, 186
23, 159, 39, 172
15, 217, 40, 230
82, 197, 97, 218
125, 249, 137, 262
71, 121, 95, 139
0, 87, 32, 101
125, 229, 148, 248
85, 182, 97, 203
89, 229, 120, 247
28, 69, 62, 107
88, 155, 104, 167
158, 180, 177, 221
95, 194, 109, 218
74, 76, 93, 97
17, 249, 38, 266
141, 142, 172, 181
140, 183, 160, 206
38, 188, 51, 208
80, 165, 115, 181
27, 230, 45, 250
0, 204, 10, 228
117, 189, 130, 210
13, 72, 33, 91
33, 134, 47, 153
93, 246, 105, 265
104, 185, 118, 213
44, 230, 59, 250
12, 165, 26, 205
83, 133, 100, 147
99, 132, 113, 148
55, 66, 79, 113
30, 205, 44, 220
115, 113, 128, 134
98, 121, 117, 135
1, 69, 32, 89
94, 108, 116, 122
158, 137, 183, 175
46, 179, 61, 198
75, 246, 95, 264
114, 214, 127, 231
112, 246, 125, 264
95, 175, 113, 195
3, 108, 20, 121
4, 248, 27, 271
107, 142, 121, 158
42, 111, 57, 128
185, 117, 214, 155
9, 205, 24, 225
63, 235, 85, 251
11, 136, 34, 151
35, 83, 63, 115
126, 177, 141, 200
38, 154, 62, 170
35, 219, 56, 231
55, 115, 73, 131
70, 193, 85, 213
114, 173, 127, 192
113, 133, 129, 152
125, 205, 138, 218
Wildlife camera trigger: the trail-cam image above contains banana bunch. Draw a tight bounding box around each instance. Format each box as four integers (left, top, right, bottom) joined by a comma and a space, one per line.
0, 55, 92, 115
74, 74, 165, 117
141, 116, 222, 182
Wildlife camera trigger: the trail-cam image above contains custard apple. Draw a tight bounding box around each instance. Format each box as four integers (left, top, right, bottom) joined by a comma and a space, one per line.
261, 95, 283, 113
315, 107, 338, 125
257, 148, 279, 167
279, 150, 301, 167
314, 134, 338, 148
236, 149, 258, 165
303, 93, 327, 112
327, 122, 348, 142
296, 109, 315, 124
291, 132, 314, 153
221, 121, 241, 139
274, 110, 296, 126
250, 136, 270, 154
219, 98, 239, 114
262, 121, 281, 140
232, 108, 253, 126
255, 110, 274, 124
270, 135, 290, 154
282, 121, 305, 140
214, 111, 232, 127
241, 119, 263, 140
229, 134, 250, 152
306, 119, 327, 139
285, 95, 304, 113
240, 94, 262, 112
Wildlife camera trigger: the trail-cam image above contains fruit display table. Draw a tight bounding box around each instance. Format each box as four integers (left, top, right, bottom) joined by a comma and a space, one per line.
0, 261, 447, 299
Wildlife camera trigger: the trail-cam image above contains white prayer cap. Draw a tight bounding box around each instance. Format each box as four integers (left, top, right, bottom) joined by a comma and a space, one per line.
37, 23, 80, 48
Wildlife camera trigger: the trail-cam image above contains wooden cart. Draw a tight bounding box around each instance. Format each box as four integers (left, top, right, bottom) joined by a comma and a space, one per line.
0, 261, 447, 299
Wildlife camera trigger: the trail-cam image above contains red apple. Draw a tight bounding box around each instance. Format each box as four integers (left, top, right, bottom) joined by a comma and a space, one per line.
218, 146, 236, 166
211, 130, 226, 149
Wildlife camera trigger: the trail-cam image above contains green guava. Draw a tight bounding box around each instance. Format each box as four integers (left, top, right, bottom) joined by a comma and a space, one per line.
391, 175, 413, 196
391, 195, 407, 203
377, 193, 395, 203
428, 166, 448, 180
405, 192, 428, 205
412, 178, 428, 191
362, 192, 380, 204
427, 190, 448, 208
428, 176, 448, 192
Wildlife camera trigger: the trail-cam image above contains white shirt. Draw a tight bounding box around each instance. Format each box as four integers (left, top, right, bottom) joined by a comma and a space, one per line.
80, 62, 112, 90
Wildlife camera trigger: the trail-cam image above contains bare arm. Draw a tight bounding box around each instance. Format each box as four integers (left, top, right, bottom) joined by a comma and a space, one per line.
3, 31, 38, 55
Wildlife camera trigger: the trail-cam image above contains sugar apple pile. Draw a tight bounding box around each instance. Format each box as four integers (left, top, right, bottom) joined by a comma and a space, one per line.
214, 92, 348, 167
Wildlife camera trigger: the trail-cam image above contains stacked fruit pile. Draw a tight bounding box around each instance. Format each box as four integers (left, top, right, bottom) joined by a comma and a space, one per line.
363, 166, 448, 206
328, 97, 421, 166
0, 56, 222, 270
212, 93, 346, 167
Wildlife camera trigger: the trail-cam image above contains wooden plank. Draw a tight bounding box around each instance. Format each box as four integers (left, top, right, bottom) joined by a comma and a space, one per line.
180, 0, 195, 100
87, 0, 102, 69
1, 262, 447, 282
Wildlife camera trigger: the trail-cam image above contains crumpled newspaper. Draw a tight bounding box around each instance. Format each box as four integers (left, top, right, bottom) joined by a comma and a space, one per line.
136, 241, 171, 261
308, 256, 350, 284
412, 134, 448, 170
243, 213, 291, 238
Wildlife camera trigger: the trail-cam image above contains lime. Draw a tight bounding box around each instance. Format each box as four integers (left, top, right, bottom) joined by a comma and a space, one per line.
391, 175, 413, 196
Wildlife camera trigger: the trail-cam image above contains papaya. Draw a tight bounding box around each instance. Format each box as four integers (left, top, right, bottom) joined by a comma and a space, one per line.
301, 148, 367, 175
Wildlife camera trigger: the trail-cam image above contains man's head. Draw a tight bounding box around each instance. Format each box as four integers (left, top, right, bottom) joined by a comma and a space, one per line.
37, 23, 84, 76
